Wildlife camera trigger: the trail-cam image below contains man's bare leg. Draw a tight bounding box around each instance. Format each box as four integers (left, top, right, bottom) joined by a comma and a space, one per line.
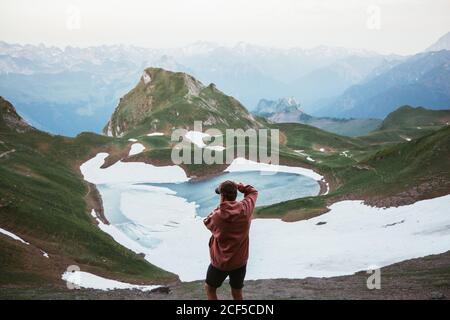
205, 283, 218, 300
231, 287, 243, 300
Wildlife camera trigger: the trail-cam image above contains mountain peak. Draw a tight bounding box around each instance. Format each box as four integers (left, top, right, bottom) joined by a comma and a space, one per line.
426, 31, 450, 52
254, 97, 302, 116
104, 68, 260, 137
0, 97, 33, 132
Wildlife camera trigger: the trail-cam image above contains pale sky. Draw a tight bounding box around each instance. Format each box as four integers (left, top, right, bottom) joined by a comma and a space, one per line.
1, 0, 449, 55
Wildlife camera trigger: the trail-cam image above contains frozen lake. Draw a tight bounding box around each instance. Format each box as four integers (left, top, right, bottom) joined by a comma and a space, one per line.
81, 153, 450, 281
142, 170, 320, 217
97, 170, 320, 249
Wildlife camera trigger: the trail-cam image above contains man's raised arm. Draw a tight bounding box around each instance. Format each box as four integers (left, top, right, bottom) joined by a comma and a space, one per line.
237, 183, 258, 216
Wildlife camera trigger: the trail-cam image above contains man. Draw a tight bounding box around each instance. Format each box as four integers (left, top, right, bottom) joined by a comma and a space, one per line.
203, 180, 258, 300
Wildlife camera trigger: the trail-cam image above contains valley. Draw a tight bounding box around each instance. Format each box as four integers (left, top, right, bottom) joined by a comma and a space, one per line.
1, 64, 449, 299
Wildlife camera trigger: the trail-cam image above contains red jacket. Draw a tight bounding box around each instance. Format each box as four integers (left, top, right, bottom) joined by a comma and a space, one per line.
203, 184, 258, 271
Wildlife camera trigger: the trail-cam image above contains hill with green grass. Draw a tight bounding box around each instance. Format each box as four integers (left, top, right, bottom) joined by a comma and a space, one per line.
0, 97, 176, 288
358, 105, 450, 145
333, 125, 450, 205
379, 105, 450, 130
104, 68, 261, 138
257, 119, 450, 220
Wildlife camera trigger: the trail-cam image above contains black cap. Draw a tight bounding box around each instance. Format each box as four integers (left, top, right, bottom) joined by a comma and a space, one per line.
215, 180, 237, 200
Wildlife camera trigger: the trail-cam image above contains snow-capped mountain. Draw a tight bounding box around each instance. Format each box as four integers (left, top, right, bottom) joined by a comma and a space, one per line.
319, 50, 450, 118
0, 41, 403, 135
254, 97, 302, 116
426, 32, 450, 52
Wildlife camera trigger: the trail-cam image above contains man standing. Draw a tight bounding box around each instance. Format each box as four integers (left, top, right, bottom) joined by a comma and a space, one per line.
203, 180, 258, 300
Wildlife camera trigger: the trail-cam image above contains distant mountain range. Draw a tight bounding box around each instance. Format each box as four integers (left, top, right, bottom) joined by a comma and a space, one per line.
0, 41, 402, 135
319, 50, 450, 118
254, 97, 381, 136
426, 32, 450, 51
0, 32, 449, 136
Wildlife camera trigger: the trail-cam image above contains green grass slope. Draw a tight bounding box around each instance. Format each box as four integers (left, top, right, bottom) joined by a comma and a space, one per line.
256, 116, 450, 219
303, 117, 382, 137
333, 125, 450, 205
359, 105, 450, 145
0, 97, 176, 287
104, 68, 261, 138
379, 105, 450, 130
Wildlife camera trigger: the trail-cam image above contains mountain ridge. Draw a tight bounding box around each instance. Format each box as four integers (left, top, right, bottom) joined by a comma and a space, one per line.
254, 97, 382, 136
0, 96, 33, 133
0, 40, 404, 136
104, 67, 261, 137
320, 50, 450, 118
426, 32, 450, 51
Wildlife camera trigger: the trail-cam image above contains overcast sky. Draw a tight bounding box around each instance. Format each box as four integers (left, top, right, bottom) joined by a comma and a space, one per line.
1, 0, 449, 55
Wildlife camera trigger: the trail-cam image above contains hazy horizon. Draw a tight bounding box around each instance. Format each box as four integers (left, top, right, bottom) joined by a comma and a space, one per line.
1, 0, 450, 55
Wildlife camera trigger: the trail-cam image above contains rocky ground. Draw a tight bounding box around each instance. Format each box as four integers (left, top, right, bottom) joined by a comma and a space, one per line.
1, 251, 448, 300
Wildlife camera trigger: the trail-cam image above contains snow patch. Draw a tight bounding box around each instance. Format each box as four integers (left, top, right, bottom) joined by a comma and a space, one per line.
128, 143, 145, 156
91, 210, 148, 254
119, 185, 197, 230
185, 131, 224, 150
142, 194, 450, 281
340, 150, 351, 158
0, 227, 50, 258
205, 145, 225, 151
106, 122, 113, 137
0, 227, 30, 245
323, 181, 330, 195
185, 131, 210, 148
225, 157, 323, 181
62, 270, 161, 292
294, 150, 306, 156
142, 71, 151, 85
294, 150, 316, 163
80, 153, 188, 184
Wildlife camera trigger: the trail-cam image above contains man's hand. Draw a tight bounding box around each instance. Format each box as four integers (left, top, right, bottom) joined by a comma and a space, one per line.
234, 182, 245, 193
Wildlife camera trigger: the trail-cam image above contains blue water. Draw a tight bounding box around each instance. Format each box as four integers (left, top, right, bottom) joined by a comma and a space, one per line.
142, 171, 320, 217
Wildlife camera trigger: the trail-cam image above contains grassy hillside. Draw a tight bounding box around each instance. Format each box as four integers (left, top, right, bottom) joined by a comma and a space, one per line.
0, 97, 176, 287
2, 90, 449, 289
104, 68, 261, 138
333, 125, 450, 205
302, 117, 382, 137
255, 112, 450, 220
379, 105, 450, 130
359, 105, 450, 145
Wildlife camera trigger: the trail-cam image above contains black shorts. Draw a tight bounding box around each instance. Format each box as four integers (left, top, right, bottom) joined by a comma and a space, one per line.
205, 263, 247, 289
